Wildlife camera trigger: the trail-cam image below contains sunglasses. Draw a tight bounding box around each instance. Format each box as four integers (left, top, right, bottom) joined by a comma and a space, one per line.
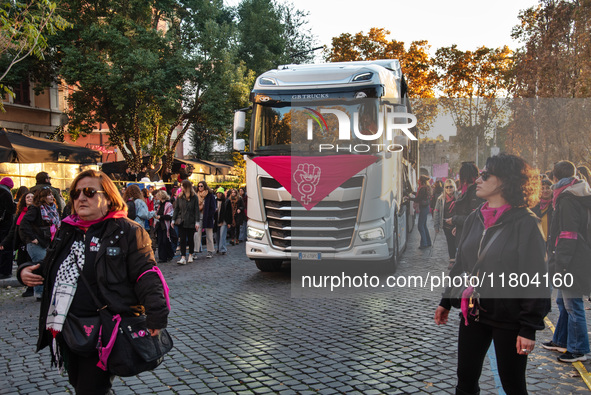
479, 171, 493, 181
198, 185, 204, 188
70, 187, 106, 200
445, 186, 454, 189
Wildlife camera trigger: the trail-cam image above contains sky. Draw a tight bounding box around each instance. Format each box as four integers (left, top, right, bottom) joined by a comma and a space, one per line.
282, 0, 539, 53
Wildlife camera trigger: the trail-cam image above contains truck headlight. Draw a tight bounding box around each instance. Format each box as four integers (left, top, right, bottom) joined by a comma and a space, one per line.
359, 227, 384, 241
247, 227, 265, 240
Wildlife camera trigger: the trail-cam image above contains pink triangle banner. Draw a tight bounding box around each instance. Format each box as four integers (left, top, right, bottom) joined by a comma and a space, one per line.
253, 155, 377, 210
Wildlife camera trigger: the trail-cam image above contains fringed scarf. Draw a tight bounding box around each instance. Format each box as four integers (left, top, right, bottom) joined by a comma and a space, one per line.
40, 204, 61, 241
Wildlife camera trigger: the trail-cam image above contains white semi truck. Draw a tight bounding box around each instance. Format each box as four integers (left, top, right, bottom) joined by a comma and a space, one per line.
233, 60, 419, 271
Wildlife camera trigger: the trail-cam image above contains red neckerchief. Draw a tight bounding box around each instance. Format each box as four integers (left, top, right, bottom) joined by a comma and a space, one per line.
539, 198, 551, 212
62, 210, 127, 231
16, 206, 28, 226
445, 194, 456, 213
480, 202, 512, 229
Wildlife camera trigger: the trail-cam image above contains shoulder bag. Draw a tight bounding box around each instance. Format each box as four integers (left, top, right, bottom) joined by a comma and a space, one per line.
73, 262, 173, 377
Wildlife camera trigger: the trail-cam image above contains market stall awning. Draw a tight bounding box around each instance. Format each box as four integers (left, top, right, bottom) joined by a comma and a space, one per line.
100, 156, 229, 177
0, 129, 102, 163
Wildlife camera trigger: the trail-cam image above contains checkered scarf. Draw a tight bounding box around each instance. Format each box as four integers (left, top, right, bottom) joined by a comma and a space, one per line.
46, 240, 86, 336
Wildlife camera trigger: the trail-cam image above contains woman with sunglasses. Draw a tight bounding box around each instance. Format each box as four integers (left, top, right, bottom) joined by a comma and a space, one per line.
433, 179, 458, 266
19, 187, 61, 300
434, 154, 550, 395
17, 170, 169, 394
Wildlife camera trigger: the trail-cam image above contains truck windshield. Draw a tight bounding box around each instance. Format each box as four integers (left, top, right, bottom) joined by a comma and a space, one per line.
252, 99, 385, 155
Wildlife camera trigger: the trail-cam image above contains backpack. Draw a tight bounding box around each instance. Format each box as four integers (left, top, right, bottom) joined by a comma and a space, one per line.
126, 199, 136, 219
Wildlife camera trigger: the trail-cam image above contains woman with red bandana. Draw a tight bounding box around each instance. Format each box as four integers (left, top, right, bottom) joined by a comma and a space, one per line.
18, 170, 169, 394
434, 154, 550, 395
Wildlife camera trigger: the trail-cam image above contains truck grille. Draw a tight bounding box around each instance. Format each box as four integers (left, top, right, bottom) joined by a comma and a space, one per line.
259, 176, 364, 251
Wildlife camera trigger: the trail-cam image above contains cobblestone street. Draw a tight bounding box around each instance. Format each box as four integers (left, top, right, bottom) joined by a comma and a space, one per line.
1, 220, 591, 394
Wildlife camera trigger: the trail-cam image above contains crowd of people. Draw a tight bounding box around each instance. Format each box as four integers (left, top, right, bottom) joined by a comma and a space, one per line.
0, 170, 248, 290
1, 155, 591, 394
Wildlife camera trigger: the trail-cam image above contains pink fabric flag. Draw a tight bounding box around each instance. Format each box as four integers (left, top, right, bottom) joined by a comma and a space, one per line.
253, 155, 377, 210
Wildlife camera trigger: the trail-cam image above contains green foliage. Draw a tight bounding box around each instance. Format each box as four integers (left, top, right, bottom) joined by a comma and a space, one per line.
0, 0, 69, 109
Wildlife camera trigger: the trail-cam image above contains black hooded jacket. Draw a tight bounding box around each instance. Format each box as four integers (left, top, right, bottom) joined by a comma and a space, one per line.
548, 179, 591, 295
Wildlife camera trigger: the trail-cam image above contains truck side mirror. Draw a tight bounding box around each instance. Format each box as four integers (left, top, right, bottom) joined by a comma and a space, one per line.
233, 111, 246, 152
234, 138, 245, 151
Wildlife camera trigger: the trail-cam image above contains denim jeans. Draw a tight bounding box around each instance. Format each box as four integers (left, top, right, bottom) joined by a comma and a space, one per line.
217, 223, 228, 253
239, 222, 246, 242
417, 205, 432, 247
552, 289, 590, 354
27, 243, 47, 299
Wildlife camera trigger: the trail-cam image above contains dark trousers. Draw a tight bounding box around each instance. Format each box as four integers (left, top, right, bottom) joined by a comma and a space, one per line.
457, 319, 528, 395
0, 228, 13, 276
443, 226, 456, 259
156, 227, 174, 262
178, 227, 195, 256
66, 348, 114, 394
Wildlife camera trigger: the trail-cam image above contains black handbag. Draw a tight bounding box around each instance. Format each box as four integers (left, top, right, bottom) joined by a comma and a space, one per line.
61, 313, 101, 354
75, 262, 173, 377
448, 227, 505, 309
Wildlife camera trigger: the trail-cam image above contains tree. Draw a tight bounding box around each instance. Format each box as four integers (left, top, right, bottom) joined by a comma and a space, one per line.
433, 45, 513, 167
325, 28, 439, 135
0, 0, 68, 107
509, 0, 591, 169
236, 0, 316, 76
54, 0, 253, 173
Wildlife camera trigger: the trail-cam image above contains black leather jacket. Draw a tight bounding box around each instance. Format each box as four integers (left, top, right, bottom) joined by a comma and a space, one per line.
17, 216, 169, 352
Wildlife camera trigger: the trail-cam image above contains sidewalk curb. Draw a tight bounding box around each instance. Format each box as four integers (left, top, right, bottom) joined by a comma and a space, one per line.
0, 278, 22, 288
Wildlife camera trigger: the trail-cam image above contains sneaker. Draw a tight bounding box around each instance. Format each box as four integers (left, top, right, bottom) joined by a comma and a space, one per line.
177, 256, 186, 265
558, 351, 587, 362
221, 251, 227, 255
188, 254, 194, 263
541, 341, 567, 353
206, 252, 213, 259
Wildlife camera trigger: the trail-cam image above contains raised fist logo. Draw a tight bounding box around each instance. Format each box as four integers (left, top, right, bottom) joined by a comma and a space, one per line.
293, 163, 321, 205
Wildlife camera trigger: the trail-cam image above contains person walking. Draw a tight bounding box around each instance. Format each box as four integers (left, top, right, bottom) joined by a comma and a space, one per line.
451, 162, 485, 246
226, 189, 245, 246
19, 187, 61, 300
195, 181, 216, 259
214, 187, 228, 255
531, 178, 553, 242
172, 180, 199, 265
154, 190, 175, 263
434, 153, 550, 395
123, 185, 155, 228
433, 178, 457, 265
541, 160, 591, 362
238, 187, 247, 242
413, 175, 432, 249
18, 169, 169, 394
0, 177, 16, 279
1, 191, 33, 295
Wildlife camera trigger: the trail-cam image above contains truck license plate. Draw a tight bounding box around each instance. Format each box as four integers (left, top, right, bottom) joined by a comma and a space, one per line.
298, 252, 322, 260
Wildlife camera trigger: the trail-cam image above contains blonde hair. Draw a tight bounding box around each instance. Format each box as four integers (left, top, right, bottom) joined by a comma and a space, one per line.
440, 179, 456, 199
